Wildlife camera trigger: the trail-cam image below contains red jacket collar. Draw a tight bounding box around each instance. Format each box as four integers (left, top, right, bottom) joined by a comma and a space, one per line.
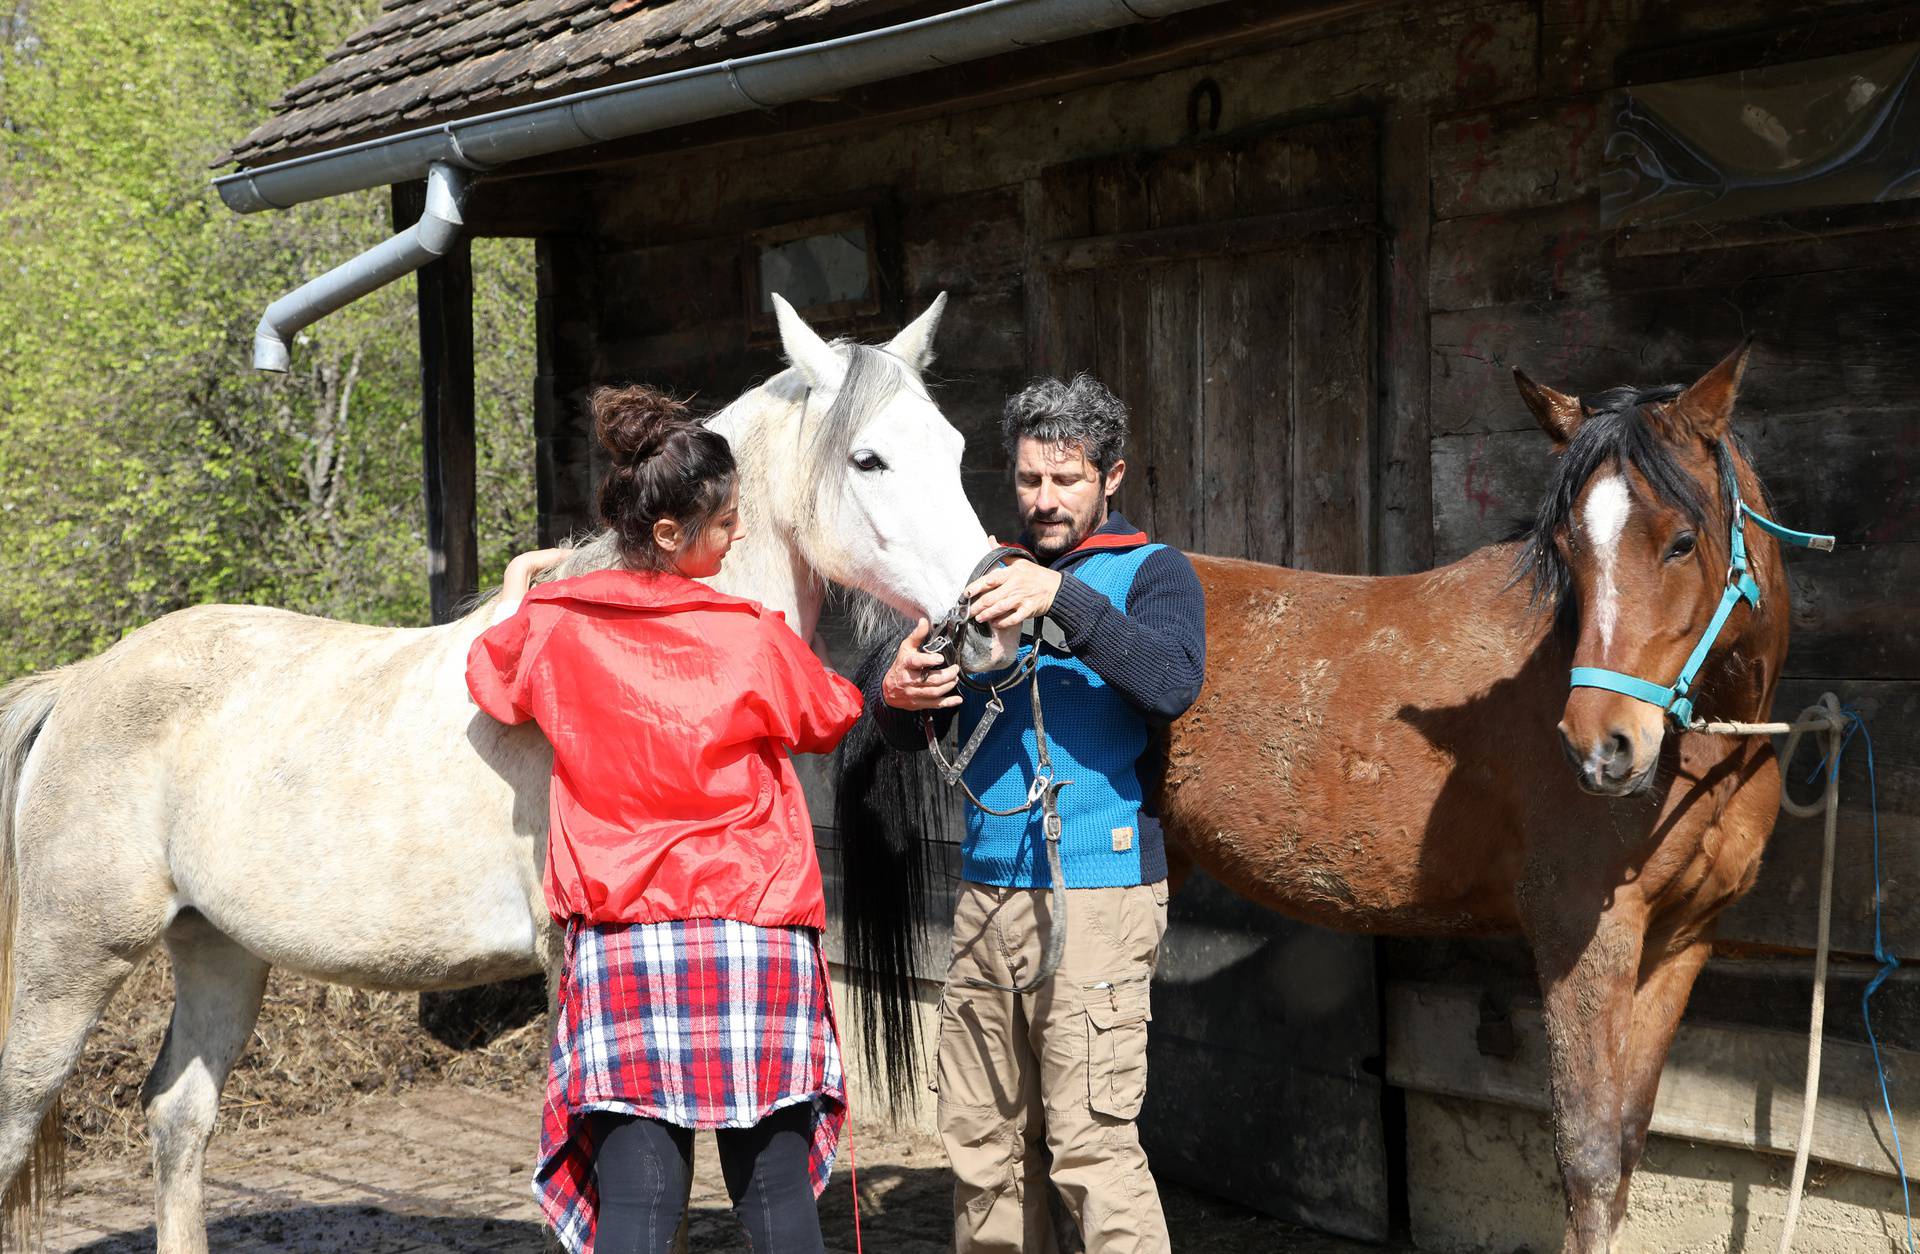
1030, 513, 1152, 567
524, 568, 762, 616
1066, 529, 1150, 554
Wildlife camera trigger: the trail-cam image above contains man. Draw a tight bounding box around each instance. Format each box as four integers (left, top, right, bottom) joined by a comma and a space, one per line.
867, 374, 1206, 1254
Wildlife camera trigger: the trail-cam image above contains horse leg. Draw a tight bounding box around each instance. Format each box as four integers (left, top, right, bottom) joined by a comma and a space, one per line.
141, 912, 269, 1254
1608, 931, 1713, 1238
1527, 897, 1646, 1254
0, 919, 143, 1241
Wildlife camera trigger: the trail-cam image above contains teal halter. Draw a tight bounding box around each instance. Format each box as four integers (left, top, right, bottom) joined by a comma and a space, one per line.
1568, 444, 1834, 730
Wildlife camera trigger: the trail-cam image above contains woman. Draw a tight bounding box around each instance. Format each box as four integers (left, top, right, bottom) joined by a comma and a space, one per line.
465, 385, 862, 1254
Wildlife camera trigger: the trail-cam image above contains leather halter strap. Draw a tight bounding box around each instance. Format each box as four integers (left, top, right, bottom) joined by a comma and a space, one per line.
920, 545, 1071, 995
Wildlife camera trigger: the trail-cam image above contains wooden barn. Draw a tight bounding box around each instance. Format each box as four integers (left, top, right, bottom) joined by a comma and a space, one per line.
225, 0, 1920, 1247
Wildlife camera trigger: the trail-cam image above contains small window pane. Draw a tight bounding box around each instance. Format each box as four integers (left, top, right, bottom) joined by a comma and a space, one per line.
757, 229, 870, 313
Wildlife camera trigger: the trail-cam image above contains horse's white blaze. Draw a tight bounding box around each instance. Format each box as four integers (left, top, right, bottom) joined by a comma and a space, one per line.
1582, 473, 1632, 653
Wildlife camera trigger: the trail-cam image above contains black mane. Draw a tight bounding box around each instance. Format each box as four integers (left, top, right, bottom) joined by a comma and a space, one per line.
1513, 383, 1748, 624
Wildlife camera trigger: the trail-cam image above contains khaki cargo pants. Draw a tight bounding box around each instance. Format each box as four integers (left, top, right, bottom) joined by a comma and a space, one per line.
933, 880, 1171, 1254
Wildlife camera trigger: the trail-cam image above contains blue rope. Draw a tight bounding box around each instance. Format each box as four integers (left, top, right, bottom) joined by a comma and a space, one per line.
1838, 708, 1913, 1251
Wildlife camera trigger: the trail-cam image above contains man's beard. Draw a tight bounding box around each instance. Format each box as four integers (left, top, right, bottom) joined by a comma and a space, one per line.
1024, 500, 1104, 560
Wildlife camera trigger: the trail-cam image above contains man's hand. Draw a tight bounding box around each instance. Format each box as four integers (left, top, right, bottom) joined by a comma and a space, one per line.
881, 618, 962, 711
966, 560, 1062, 629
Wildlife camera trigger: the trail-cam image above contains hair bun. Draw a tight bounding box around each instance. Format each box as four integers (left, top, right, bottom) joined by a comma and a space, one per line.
591, 385, 693, 467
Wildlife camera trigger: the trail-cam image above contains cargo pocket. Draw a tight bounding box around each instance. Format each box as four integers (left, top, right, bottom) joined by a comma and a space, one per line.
1084, 979, 1151, 1120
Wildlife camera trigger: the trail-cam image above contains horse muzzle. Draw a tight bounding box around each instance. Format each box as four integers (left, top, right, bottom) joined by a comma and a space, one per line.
926, 604, 996, 673
1559, 720, 1660, 796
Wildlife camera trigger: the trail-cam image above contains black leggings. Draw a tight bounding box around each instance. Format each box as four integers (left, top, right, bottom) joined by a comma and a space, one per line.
587, 1104, 825, 1254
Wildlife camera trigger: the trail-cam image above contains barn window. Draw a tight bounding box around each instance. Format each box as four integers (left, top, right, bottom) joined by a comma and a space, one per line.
1605, 42, 1920, 225
747, 210, 881, 329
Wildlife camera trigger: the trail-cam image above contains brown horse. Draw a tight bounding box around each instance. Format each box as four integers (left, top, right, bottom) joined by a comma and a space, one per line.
835, 344, 1790, 1253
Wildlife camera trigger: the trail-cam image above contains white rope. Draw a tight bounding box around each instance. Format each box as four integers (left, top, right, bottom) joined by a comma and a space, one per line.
1694, 693, 1847, 1254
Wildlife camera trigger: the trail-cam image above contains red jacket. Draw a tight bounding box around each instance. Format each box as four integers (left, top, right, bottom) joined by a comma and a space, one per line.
464, 569, 862, 929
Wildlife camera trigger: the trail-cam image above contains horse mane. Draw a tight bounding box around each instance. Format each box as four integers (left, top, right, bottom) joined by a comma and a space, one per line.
1512, 383, 1761, 625
833, 633, 961, 1113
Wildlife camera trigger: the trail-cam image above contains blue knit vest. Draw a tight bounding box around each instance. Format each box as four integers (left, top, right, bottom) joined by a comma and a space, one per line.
958, 543, 1168, 888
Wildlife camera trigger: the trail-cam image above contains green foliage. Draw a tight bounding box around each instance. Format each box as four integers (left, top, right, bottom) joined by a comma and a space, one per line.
0, 0, 537, 682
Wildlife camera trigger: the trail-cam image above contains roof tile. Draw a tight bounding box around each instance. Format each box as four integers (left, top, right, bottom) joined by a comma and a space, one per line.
227, 0, 927, 166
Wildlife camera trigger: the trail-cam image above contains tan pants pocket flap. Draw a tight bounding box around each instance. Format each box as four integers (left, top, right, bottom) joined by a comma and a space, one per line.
1084, 981, 1151, 1120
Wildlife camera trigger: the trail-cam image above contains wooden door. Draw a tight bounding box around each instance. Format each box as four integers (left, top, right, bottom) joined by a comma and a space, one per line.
1027, 116, 1388, 1240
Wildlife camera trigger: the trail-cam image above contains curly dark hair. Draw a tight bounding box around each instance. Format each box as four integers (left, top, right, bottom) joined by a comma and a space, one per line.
1000, 373, 1129, 476
591, 385, 736, 571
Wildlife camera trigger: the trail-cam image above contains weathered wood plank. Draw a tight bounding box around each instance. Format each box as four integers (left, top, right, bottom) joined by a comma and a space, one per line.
1386, 980, 1920, 1180
1142, 262, 1202, 548
902, 186, 1028, 302
1429, 270, 1920, 439
1379, 108, 1433, 575
1428, 201, 1607, 313
1196, 256, 1252, 560
1034, 203, 1374, 273
1537, 0, 1891, 96
1292, 232, 1375, 573
1612, 3, 1920, 90
1429, 402, 1920, 563
1431, 200, 1920, 317
1431, 95, 1608, 221
1146, 870, 1389, 1239
1244, 252, 1295, 568
1720, 677, 1920, 958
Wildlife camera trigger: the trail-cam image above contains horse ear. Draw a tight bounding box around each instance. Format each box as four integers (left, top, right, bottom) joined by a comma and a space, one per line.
772, 293, 846, 392
1672, 339, 1752, 440
885, 292, 947, 374
1514, 369, 1584, 445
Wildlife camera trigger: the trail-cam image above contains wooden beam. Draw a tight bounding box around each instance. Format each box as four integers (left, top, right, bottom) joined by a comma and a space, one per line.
1386, 980, 1920, 1181
1033, 205, 1375, 272
396, 180, 479, 625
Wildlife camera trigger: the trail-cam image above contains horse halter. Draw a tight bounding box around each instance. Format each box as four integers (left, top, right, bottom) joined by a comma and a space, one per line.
1568, 441, 1833, 730
922, 544, 1072, 995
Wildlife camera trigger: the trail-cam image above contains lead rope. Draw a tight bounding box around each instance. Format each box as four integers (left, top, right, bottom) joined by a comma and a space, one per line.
1689, 695, 1906, 1252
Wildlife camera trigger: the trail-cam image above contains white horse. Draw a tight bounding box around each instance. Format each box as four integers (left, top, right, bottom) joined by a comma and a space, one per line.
0, 294, 1009, 1251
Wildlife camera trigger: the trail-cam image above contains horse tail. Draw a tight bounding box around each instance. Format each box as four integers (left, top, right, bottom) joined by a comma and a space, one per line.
833, 636, 960, 1116
0, 664, 78, 1245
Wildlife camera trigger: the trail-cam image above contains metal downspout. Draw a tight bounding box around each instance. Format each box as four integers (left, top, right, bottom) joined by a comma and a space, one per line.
228, 0, 1257, 370
251, 161, 468, 372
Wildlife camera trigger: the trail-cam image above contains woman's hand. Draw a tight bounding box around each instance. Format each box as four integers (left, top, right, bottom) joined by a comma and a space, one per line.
502, 547, 570, 601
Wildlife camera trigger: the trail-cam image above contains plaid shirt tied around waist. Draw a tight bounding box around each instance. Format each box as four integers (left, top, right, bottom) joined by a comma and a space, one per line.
535, 916, 847, 1253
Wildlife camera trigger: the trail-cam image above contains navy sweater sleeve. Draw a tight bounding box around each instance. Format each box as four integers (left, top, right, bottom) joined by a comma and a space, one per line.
862, 546, 1207, 743
1047, 547, 1207, 724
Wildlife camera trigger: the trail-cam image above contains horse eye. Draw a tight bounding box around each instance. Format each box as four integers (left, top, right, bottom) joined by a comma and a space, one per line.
851, 449, 887, 472
1666, 532, 1697, 561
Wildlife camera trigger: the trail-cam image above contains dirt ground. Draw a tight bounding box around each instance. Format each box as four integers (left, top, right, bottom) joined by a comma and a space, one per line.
46, 1079, 1391, 1253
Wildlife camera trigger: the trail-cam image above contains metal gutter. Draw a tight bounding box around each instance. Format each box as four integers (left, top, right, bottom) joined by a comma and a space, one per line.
221, 0, 1233, 369
251, 161, 468, 371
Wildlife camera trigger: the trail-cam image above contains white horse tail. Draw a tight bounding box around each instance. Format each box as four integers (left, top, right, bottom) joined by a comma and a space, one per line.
0, 663, 78, 1246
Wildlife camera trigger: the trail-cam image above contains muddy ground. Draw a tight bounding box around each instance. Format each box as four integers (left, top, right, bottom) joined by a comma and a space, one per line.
48, 1079, 1393, 1252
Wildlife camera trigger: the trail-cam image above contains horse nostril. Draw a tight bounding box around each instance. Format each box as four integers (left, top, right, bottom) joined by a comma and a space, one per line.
1605, 731, 1634, 779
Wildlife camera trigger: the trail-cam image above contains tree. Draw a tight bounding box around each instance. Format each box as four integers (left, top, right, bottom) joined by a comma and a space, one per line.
0, 0, 536, 682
